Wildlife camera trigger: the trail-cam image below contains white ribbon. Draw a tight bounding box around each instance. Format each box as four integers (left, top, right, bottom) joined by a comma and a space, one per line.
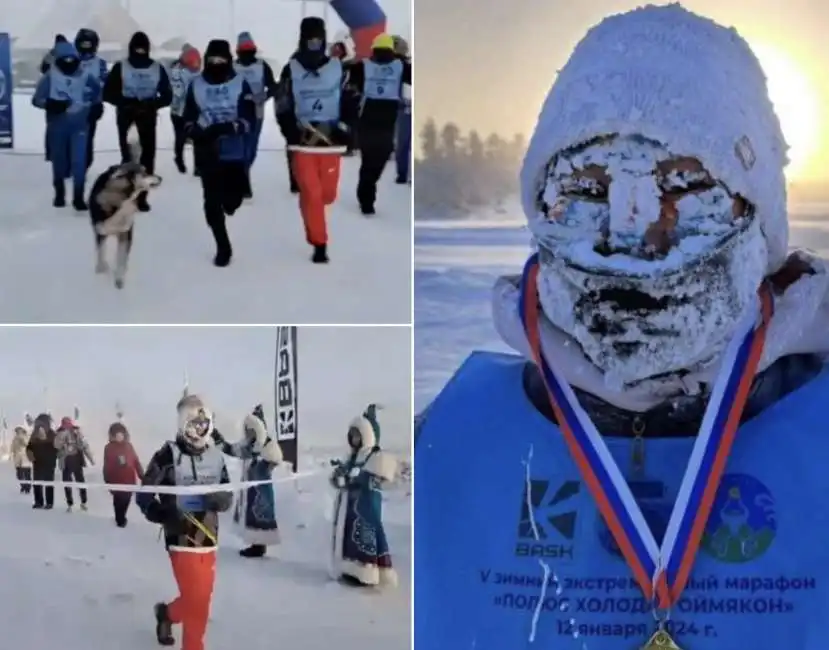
19, 469, 321, 494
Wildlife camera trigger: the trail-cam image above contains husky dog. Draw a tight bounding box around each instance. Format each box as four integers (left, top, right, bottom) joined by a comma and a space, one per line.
88, 127, 162, 289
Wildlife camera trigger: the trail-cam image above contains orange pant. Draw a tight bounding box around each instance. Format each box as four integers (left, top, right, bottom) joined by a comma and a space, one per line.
291, 151, 341, 246
167, 550, 217, 650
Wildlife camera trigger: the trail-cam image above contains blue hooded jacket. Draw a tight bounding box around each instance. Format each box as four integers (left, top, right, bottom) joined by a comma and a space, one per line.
32, 41, 102, 124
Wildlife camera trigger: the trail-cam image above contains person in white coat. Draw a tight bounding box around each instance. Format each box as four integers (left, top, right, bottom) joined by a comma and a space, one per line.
11, 425, 32, 494
212, 404, 283, 558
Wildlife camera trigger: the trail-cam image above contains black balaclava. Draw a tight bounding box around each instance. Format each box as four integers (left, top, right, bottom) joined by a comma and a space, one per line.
54, 33, 67, 45
203, 39, 233, 85
74, 28, 100, 59
296, 17, 327, 68
371, 44, 395, 64
237, 48, 257, 65
54, 43, 80, 76
127, 31, 151, 67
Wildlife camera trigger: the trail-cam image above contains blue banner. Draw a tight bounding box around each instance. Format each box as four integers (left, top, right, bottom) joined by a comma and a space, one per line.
0, 33, 12, 148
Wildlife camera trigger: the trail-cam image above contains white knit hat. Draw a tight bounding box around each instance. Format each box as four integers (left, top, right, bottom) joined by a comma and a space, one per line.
520, 3, 790, 273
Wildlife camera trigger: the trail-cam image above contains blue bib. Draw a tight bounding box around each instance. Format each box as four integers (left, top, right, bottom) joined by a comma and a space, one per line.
121, 61, 160, 100
178, 494, 205, 513
415, 352, 829, 650
363, 59, 403, 101
48, 69, 92, 113
169, 66, 197, 116
289, 58, 342, 123
234, 60, 265, 95
190, 74, 245, 161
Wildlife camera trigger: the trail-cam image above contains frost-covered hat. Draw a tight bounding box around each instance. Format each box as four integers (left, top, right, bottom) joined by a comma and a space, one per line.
520, 3, 789, 274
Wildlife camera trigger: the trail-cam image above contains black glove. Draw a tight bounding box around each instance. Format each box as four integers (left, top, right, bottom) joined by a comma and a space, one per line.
203, 491, 232, 513
89, 103, 104, 121
204, 121, 242, 140
45, 98, 70, 115
329, 122, 352, 148
210, 429, 226, 446
143, 500, 181, 526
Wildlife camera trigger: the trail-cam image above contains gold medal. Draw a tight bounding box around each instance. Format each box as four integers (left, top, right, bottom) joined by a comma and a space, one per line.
641, 628, 683, 650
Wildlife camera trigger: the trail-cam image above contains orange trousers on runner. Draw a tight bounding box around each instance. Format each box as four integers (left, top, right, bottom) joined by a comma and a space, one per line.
167, 550, 217, 650
291, 151, 342, 246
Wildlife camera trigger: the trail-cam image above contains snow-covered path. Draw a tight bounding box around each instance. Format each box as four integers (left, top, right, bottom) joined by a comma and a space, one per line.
0, 95, 412, 324
0, 465, 411, 649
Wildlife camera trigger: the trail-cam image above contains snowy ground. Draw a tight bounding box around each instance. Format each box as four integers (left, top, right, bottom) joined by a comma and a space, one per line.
0, 94, 412, 324
0, 326, 411, 649
414, 202, 829, 412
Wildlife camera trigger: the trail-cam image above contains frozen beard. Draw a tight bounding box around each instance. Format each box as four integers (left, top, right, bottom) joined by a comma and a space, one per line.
532, 135, 768, 389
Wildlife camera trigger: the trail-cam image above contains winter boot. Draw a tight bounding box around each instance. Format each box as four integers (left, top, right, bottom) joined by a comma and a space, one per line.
174, 156, 186, 174
242, 173, 253, 200
80, 503, 88, 512
136, 191, 151, 212
395, 176, 407, 185
72, 188, 88, 212
312, 244, 329, 264
66, 505, 73, 513
53, 181, 66, 207
211, 225, 233, 268
360, 204, 376, 216
154, 603, 175, 646
239, 544, 267, 558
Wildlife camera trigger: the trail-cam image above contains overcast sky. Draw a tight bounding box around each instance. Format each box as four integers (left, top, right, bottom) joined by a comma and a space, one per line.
416, 0, 828, 183
0, 326, 411, 455
8, 0, 412, 57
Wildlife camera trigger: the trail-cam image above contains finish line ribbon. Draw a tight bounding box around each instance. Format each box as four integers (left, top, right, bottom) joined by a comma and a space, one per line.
518, 253, 773, 608
18, 469, 323, 494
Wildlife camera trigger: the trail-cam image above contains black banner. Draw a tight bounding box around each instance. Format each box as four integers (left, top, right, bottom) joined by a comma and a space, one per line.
274, 326, 299, 472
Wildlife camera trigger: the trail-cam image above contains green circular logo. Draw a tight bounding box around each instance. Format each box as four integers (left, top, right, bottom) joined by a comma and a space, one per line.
701, 473, 777, 563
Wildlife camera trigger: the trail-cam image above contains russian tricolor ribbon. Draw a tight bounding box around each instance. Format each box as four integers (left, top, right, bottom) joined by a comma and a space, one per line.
518, 253, 773, 608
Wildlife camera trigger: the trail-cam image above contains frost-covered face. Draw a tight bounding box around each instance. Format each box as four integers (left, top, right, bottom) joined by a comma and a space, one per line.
177, 402, 213, 451
532, 134, 767, 387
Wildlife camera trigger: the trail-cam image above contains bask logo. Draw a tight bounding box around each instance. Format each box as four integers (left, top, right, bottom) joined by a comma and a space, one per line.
515, 479, 581, 559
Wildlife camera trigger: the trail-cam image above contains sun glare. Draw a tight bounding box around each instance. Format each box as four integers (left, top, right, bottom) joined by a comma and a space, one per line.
750, 42, 821, 180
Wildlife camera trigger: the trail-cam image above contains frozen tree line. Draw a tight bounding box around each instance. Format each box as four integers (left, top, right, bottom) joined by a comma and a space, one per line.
414, 118, 526, 219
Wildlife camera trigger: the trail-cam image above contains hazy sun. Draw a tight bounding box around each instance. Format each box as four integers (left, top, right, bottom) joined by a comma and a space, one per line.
750, 42, 821, 180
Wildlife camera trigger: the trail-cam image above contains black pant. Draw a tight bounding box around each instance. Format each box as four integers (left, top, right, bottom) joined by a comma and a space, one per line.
32, 465, 55, 507
16, 467, 31, 493
112, 492, 132, 527
199, 154, 247, 255
117, 110, 157, 173
357, 129, 394, 209
171, 114, 188, 163
62, 464, 87, 506
86, 115, 99, 170
287, 150, 298, 192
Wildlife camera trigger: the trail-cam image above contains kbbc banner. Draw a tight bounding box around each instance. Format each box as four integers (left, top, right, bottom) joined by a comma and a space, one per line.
0, 33, 12, 149
275, 326, 299, 472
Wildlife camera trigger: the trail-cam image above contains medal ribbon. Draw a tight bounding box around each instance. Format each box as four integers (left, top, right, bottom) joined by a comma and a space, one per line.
518, 253, 773, 607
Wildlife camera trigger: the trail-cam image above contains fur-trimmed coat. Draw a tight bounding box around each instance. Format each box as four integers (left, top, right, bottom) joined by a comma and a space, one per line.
330, 411, 398, 587
218, 414, 283, 546
11, 428, 31, 468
